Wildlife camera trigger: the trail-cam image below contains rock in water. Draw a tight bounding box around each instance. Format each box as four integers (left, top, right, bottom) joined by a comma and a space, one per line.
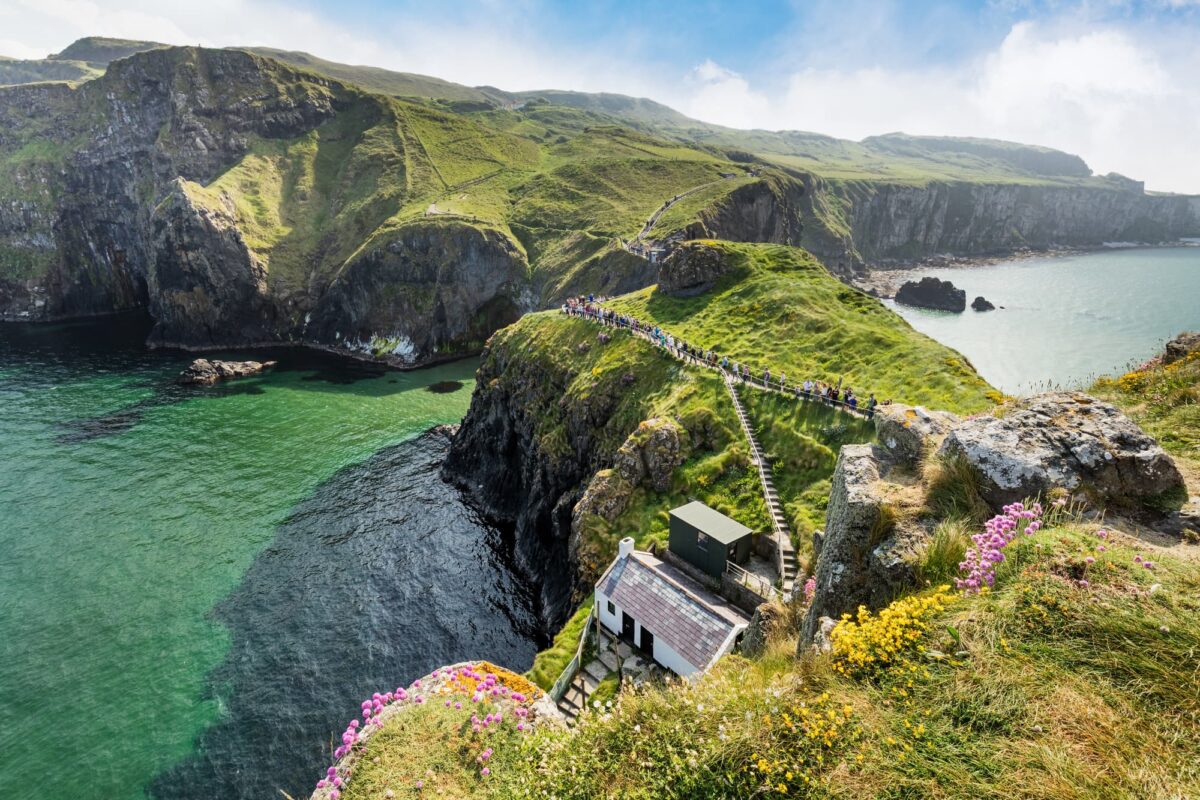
1163, 331, 1200, 364
894, 277, 967, 312
971, 296, 996, 311
178, 358, 276, 385
937, 392, 1185, 511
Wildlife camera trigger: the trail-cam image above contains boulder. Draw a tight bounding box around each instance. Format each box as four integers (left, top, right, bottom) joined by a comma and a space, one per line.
613, 417, 690, 493
1163, 331, 1200, 364
971, 296, 995, 311
739, 601, 785, 658
799, 445, 929, 643
178, 358, 276, 385
895, 276, 967, 312
657, 241, 736, 297
936, 392, 1185, 511
572, 469, 634, 524
874, 404, 960, 467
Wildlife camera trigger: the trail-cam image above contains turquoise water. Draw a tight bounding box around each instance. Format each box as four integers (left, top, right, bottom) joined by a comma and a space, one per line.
0, 316, 539, 799
887, 247, 1200, 395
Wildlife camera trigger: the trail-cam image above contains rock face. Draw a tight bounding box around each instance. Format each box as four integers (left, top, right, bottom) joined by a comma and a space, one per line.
0, 46, 533, 367
800, 445, 929, 643
682, 174, 804, 247
306, 222, 532, 366
971, 296, 995, 312
895, 277, 967, 312
1164, 331, 1200, 364
657, 241, 738, 297
937, 392, 1185, 511
799, 176, 1200, 269
874, 404, 959, 467
178, 358, 276, 385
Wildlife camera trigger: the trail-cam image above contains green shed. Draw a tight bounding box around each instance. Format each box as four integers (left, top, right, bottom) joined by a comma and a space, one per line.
668, 501, 754, 579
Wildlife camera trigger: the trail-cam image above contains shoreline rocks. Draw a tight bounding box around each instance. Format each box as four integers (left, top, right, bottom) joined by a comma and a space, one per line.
895, 276, 967, 312
971, 296, 995, 311
1164, 331, 1200, 364
178, 358, 276, 385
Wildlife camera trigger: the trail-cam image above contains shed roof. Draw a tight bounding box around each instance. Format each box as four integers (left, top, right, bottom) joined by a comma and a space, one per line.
670, 501, 753, 544
596, 552, 747, 672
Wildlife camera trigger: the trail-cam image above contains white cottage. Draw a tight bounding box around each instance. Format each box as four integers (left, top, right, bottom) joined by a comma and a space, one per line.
594, 537, 750, 678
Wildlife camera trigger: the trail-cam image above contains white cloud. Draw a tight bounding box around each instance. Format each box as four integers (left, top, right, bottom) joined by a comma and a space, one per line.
673, 20, 1199, 193
679, 60, 773, 128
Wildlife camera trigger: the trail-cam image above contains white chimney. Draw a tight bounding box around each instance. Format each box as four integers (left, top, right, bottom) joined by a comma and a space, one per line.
618, 537, 635, 559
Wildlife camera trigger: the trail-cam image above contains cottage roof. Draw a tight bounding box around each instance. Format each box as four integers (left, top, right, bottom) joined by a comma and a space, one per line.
670, 500, 753, 544
597, 552, 747, 671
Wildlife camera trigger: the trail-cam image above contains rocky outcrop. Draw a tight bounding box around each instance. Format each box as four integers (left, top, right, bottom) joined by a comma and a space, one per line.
971, 296, 995, 312
612, 417, 690, 491
658, 241, 738, 297
306, 221, 532, 367
1164, 331, 1200, 364
178, 358, 276, 385
874, 403, 959, 467
683, 174, 804, 247
799, 444, 929, 643
895, 277, 967, 312
937, 392, 1185, 511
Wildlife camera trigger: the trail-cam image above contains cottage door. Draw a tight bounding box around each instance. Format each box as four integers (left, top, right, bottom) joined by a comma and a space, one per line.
639, 626, 654, 654
621, 612, 635, 642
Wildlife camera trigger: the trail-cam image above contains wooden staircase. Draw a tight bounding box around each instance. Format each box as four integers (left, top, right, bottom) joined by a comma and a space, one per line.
725, 375, 798, 595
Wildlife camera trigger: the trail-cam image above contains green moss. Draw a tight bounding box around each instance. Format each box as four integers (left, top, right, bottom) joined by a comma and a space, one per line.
526, 598, 595, 691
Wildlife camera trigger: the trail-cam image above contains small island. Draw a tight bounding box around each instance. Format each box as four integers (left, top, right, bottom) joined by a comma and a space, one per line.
894, 276, 967, 312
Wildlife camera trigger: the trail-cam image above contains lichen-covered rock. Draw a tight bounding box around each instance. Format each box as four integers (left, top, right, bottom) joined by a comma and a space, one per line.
800, 444, 929, 643
1164, 331, 1200, 364
573, 468, 634, 524
937, 392, 1185, 511
657, 241, 737, 297
739, 600, 786, 658
612, 417, 690, 492
895, 276, 967, 312
874, 403, 960, 467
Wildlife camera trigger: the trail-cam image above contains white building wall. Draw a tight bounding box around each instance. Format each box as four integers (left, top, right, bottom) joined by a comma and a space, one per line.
594, 584, 703, 677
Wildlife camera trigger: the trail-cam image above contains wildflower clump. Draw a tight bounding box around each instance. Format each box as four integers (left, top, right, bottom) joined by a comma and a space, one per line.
311, 661, 545, 799
956, 501, 1043, 593
830, 587, 955, 679
743, 691, 862, 796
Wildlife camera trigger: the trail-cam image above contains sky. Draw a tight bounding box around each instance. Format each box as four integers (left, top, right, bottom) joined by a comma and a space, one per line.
2, 0, 1198, 192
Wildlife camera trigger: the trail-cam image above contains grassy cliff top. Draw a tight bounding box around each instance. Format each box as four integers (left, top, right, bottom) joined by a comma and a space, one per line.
7, 37, 1149, 189
604, 241, 998, 415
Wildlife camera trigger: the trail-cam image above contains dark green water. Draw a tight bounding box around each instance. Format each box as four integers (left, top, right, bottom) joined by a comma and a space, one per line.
0, 316, 540, 799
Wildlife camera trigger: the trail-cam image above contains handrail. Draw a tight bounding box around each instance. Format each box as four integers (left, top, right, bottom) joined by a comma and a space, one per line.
724, 559, 778, 600
548, 606, 596, 703
562, 306, 876, 420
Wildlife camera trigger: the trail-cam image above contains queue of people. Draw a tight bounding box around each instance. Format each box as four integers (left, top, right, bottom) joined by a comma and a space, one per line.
562, 296, 885, 419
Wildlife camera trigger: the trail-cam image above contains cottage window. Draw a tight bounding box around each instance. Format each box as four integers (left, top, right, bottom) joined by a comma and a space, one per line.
696, 531, 709, 551
607, 600, 615, 616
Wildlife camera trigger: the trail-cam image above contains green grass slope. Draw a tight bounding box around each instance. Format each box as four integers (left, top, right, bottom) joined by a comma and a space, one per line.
604, 241, 997, 414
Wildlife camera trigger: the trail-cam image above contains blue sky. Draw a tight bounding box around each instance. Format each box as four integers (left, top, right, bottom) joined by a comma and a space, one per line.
2, 0, 1198, 191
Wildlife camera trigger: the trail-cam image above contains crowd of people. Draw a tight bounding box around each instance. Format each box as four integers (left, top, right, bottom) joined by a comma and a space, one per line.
562, 295, 887, 419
